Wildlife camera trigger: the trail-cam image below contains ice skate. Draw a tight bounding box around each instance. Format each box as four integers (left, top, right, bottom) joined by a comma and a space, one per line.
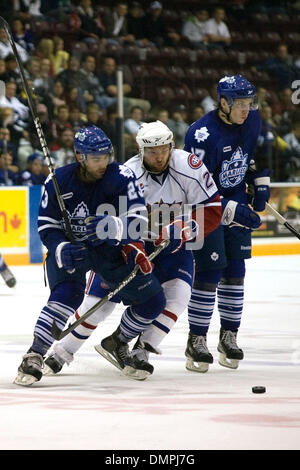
0, 266, 16, 288
185, 332, 213, 373
94, 327, 130, 371
14, 352, 44, 386
217, 328, 244, 369
43, 343, 74, 375
123, 339, 158, 381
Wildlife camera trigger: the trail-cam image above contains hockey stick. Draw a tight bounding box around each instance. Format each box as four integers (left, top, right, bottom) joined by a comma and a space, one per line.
265, 202, 300, 240
0, 16, 75, 242
51, 239, 170, 340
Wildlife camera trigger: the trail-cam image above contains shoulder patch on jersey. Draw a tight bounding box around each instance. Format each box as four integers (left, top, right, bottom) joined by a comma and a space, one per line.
118, 164, 134, 179
188, 153, 203, 169
194, 126, 210, 143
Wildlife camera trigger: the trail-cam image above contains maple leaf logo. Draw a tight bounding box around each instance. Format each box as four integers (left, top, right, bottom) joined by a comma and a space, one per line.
10, 214, 22, 229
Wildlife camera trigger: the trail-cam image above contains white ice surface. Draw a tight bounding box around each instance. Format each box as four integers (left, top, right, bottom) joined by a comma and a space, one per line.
0, 255, 299, 450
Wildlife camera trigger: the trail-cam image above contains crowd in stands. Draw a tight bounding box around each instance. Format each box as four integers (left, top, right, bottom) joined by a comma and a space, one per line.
0, 0, 299, 185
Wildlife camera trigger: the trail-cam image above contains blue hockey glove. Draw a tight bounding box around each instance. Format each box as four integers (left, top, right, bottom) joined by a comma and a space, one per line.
85, 215, 123, 247
154, 218, 198, 254
55, 242, 88, 272
252, 169, 271, 212
221, 199, 261, 231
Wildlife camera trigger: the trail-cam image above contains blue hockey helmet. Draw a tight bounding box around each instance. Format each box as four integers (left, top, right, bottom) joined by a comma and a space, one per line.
217, 75, 258, 110
74, 126, 114, 160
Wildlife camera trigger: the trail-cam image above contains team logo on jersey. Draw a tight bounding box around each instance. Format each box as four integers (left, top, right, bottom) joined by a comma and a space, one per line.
194, 126, 209, 143
119, 165, 134, 179
65, 202, 89, 235
219, 146, 248, 188
211, 251, 219, 261
188, 153, 203, 169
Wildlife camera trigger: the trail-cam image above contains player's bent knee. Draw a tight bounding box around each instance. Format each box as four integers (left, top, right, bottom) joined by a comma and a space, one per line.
49, 281, 86, 311
133, 289, 166, 320
222, 259, 245, 280
163, 279, 191, 316
77, 296, 117, 326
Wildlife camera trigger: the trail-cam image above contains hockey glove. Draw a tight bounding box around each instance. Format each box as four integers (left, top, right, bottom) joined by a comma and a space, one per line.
221, 199, 261, 231
154, 218, 198, 254
85, 215, 123, 247
55, 242, 88, 272
252, 169, 271, 212
121, 241, 153, 275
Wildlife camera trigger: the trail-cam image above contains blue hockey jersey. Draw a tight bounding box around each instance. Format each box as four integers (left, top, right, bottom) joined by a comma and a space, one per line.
38, 161, 147, 251
184, 109, 262, 204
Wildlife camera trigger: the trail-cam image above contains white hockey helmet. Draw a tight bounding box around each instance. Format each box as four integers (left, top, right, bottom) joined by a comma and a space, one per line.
136, 120, 174, 158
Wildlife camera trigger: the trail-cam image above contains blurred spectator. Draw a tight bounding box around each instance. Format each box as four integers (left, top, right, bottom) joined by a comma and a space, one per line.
81, 54, 113, 111
0, 149, 17, 185
4, 54, 20, 84
256, 104, 276, 169
102, 2, 134, 45
18, 152, 45, 186
12, 18, 35, 53
33, 58, 54, 98
85, 103, 116, 145
75, 0, 105, 44
0, 58, 8, 81
143, 1, 181, 47
0, 127, 18, 170
156, 108, 174, 128
34, 38, 55, 75
15, 0, 43, 19
0, 27, 28, 63
201, 84, 218, 113
254, 44, 300, 90
283, 112, 300, 157
190, 105, 205, 123
50, 104, 72, 141
68, 106, 86, 132
168, 106, 189, 148
56, 55, 86, 90
25, 56, 40, 82
97, 56, 150, 113
272, 87, 298, 135
0, 81, 29, 130
124, 106, 144, 137
205, 7, 231, 48
65, 87, 86, 115
182, 8, 209, 49
127, 2, 152, 47
27, 103, 52, 163
50, 36, 69, 76
50, 128, 75, 168
44, 80, 67, 118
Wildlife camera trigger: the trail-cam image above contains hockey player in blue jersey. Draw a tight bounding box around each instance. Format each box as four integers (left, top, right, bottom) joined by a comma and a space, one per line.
184, 75, 271, 371
42, 121, 222, 380
14, 125, 168, 386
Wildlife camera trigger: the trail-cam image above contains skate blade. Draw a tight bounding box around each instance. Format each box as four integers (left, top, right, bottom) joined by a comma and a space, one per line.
94, 344, 123, 371
42, 364, 56, 376
13, 371, 38, 386
185, 358, 209, 373
123, 365, 150, 381
218, 353, 239, 369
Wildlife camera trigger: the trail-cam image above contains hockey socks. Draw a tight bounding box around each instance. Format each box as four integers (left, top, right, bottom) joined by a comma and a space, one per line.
217, 281, 244, 331
188, 287, 216, 336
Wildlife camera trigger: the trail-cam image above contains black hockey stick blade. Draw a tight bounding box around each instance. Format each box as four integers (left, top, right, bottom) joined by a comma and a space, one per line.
266, 203, 300, 240
51, 239, 170, 340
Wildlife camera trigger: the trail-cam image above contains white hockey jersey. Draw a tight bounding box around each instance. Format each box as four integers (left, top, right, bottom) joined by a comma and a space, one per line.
125, 148, 222, 238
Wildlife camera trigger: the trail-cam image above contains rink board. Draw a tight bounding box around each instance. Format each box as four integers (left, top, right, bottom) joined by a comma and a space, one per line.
0, 184, 299, 265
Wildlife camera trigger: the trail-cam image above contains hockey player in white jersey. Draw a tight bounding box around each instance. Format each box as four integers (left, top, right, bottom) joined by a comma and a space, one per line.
44, 121, 222, 380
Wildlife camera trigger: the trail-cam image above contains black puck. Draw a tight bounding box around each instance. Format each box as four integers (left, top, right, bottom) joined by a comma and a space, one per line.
252, 386, 266, 394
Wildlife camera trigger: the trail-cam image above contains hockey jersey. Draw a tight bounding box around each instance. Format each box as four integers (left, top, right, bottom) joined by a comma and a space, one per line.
38, 161, 147, 251
184, 109, 262, 205
125, 148, 221, 238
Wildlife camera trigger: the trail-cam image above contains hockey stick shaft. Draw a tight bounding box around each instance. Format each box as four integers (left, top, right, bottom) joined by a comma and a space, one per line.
266, 202, 300, 240
51, 239, 170, 340
0, 16, 75, 242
